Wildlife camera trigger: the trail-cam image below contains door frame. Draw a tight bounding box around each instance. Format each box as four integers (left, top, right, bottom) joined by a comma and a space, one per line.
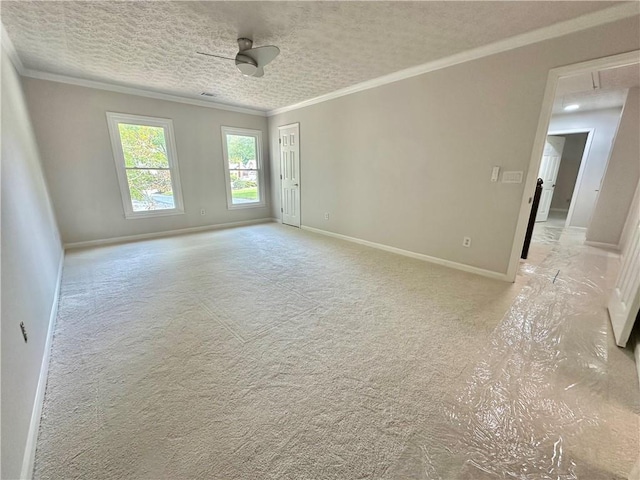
544, 128, 595, 229
506, 49, 640, 282
278, 122, 301, 227
608, 178, 640, 347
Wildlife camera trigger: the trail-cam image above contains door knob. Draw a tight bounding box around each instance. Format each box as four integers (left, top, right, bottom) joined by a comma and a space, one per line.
293, 183, 299, 187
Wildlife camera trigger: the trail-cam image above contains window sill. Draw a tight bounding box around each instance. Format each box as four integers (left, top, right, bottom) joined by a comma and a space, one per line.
124, 208, 185, 220
226, 202, 267, 210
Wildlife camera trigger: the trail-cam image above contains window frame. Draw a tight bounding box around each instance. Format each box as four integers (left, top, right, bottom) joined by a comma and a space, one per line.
221, 126, 266, 210
106, 112, 185, 219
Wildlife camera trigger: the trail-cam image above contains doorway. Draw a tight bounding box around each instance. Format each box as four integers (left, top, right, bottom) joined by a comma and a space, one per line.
508, 50, 640, 282
279, 123, 301, 228
535, 131, 590, 228
510, 51, 640, 349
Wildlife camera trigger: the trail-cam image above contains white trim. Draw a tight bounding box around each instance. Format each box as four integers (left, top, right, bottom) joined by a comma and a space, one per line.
266, 3, 640, 117
1, 22, 25, 74
547, 128, 596, 229
220, 126, 266, 210
21, 69, 267, 117
64, 218, 273, 249
506, 50, 640, 282
301, 225, 508, 282
636, 337, 640, 480
618, 180, 640, 255
106, 112, 186, 219
20, 251, 64, 480
584, 240, 620, 250
122, 209, 187, 220
636, 335, 640, 407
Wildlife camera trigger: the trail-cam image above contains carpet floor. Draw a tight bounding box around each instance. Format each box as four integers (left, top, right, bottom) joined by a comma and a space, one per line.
33, 223, 638, 479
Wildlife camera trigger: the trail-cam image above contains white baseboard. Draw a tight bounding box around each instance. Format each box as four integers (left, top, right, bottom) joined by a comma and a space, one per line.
300, 225, 508, 281
636, 335, 640, 401
64, 218, 274, 249
630, 457, 640, 480
20, 250, 64, 480
584, 240, 620, 251
634, 336, 640, 480
628, 335, 640, 480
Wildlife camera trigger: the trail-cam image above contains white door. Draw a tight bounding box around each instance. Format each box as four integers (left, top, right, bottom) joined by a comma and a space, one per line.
608, 205, 640, 348
536, 136, 566, 222
279, 123, 300, 227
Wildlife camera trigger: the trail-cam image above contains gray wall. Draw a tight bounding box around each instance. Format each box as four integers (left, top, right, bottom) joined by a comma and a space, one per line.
588, 87, 640, 246
548, 107, 622, 228
22, 79, 271, 244
1, 50, 63, 479
268, 16, 639, 275
618, 181, 639, 256
550, 133, 588, 212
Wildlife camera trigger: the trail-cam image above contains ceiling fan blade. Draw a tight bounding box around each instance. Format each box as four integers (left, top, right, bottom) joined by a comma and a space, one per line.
244, 45, 280, 67
253, 66, 265, 78
196, 51, 235, 61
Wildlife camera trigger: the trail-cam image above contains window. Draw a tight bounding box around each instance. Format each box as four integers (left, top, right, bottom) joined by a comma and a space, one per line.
221, 127, 265, 209
106, 112, 184, 218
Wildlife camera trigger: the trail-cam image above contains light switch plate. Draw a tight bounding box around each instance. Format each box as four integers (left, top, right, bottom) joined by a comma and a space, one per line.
502, 171, 523, 183
491, 166, 500, 182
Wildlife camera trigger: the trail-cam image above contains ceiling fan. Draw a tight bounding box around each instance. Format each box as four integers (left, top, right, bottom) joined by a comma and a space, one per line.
197, 38, 280, 78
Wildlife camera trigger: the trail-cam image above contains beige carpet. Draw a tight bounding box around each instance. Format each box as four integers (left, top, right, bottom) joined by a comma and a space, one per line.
34, 223, 638, 479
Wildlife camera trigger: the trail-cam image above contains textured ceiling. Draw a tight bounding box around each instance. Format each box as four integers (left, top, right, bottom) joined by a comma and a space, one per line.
553, 63, 640, 113
1, 1, 629, 111
553, 89, 629, 114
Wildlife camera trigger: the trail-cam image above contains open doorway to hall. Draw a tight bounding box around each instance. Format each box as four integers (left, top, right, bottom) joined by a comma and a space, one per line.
528, 60, 639, 250
516, 52, 640, 349
535, 132, 589, 227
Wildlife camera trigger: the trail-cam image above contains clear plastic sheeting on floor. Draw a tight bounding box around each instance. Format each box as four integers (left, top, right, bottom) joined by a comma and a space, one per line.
390, 226, 640, 479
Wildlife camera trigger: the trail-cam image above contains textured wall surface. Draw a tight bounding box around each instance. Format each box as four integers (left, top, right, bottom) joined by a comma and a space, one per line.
269, 17, 639, 275
1, 49, 63, 480
0, 1, 625, 110
23, 79, 270, 244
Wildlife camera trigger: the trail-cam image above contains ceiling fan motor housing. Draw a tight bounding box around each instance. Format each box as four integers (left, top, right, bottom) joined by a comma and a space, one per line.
197, 37, 278, 78
237, 38, 253, 52
235, 53, 258, 76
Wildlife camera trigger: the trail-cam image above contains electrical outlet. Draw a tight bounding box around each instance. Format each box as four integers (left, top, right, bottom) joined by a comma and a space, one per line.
463, 237, 472, 248
200, 208, 206, 216
324, 213, 330, 220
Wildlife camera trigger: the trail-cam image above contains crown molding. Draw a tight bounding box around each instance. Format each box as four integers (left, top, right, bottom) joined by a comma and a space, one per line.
266, 2, 640, 116
20, 69, 268, 117
1, 22, 25, 74
4, 3, 638, 118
